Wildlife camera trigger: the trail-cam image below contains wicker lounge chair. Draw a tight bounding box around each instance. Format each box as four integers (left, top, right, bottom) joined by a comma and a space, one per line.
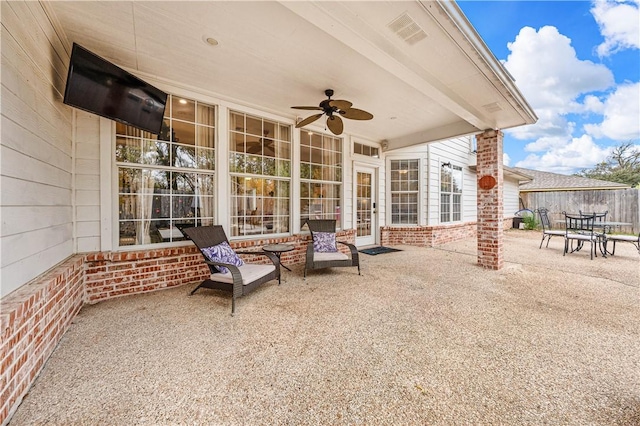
536, 208, 565, 249
304, 219, 361, 278
183, 225, 281, 314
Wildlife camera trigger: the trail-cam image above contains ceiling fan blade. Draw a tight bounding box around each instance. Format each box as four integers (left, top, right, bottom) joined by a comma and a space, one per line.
339, 108, 374, 120
291, 106, 323, 110
327, 115, 344, 135
296, 113, 323, 128
328, 99, 353, 111
246, 140, 263, 153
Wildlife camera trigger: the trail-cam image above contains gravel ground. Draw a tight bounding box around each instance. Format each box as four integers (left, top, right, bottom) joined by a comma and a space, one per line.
9, 230, 640, 425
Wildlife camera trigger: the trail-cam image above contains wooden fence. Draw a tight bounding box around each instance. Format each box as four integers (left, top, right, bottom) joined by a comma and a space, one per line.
520, 188, 639, 234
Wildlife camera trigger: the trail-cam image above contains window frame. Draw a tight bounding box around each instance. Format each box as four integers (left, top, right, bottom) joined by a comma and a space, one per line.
228, 110, 292, 239
114, 94, 217, 249
440, 162, 463, 223
299, 130, 344, 229
389, 158, 420, 226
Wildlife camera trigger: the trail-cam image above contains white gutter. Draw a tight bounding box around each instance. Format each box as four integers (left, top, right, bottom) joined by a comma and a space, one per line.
426, 0, 538, 126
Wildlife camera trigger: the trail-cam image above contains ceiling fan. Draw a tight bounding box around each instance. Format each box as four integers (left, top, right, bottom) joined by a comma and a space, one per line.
247, 130, 274, 155
292, 89, 373, 135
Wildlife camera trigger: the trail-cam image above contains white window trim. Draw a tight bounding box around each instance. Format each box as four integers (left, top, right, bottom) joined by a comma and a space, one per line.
385, 155, 422, 227
439, 162, 463, 224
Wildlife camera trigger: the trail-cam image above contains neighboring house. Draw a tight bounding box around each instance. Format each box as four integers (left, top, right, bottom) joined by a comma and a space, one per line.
513, 167, 637, 233
0, 2, 537, 423
515, 168, 630, 193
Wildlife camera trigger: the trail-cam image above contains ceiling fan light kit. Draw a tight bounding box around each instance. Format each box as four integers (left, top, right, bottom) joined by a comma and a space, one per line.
292, 89, 373, 135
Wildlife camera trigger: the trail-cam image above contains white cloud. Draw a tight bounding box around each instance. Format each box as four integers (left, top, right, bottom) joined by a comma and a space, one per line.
503, 26, 614, 143
515, 134, 612, 173
591, 0, 640, 57
503, 152, 511, 166
581, 95, 605, 114
583, 82, 640, 140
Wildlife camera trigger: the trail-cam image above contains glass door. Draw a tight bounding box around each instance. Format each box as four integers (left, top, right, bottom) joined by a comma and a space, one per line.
355, 167, 376, 246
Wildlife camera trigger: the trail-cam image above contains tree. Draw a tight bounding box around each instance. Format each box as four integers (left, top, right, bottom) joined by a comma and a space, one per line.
575, 142, 640, 188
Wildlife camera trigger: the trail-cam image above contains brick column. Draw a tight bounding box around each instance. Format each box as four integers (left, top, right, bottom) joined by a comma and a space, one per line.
476, 130, 504, 270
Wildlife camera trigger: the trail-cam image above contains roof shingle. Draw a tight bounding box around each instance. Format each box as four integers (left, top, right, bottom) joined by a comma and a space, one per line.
512, 167, 630, 192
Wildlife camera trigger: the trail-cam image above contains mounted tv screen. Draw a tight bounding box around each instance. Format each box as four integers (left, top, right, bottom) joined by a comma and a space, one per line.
63, 43, 167, 134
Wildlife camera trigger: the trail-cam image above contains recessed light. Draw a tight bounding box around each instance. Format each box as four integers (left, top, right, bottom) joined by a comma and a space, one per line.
203, 36, 219, 46
179, 99, 187, 104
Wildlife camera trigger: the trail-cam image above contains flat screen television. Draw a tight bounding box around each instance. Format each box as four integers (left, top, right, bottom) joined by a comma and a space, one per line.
63, 43, 167, 134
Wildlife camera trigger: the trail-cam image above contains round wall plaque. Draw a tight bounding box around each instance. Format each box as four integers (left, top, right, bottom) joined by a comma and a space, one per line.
478, 175, 497, 190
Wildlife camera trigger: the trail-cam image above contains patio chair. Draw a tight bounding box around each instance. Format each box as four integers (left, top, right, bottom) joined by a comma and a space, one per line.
536, 208, 565, 249
579, 210, 608, 221
183, 225, 281, 315
603, 233, 640, 256
563, 212, 598, 260
579, 209, 609, 234
304, 219, 360, 279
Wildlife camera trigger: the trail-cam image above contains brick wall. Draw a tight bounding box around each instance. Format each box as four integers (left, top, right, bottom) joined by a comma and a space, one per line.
0, 228, 356, 425
84, 247, 208, 303
476, 130, 504, 270
1, 256, 84, 425
381, 223, 477, 247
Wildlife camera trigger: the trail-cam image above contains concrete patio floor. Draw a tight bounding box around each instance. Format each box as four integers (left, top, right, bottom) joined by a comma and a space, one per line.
8, 230, 640, 425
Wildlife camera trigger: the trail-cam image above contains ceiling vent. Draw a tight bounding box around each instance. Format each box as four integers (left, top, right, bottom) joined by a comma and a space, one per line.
388, 13, 427, 45
482, 102, 503, 113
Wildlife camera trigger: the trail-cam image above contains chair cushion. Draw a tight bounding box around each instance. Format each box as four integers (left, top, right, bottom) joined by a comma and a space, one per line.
314, 251, 349, 261
566, 233, 597, 241
210, 263, 276, 285
313, 232, 338, 253
201, 241, 244, 274
606, 235, 639, 242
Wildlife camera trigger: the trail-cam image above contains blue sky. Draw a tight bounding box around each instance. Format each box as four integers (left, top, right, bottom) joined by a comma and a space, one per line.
457, 0, 640, 175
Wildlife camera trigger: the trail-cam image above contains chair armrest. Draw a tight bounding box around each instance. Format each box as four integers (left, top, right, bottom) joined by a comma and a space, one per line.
306, 242, 314, 262
203, 260, 244, 296
235, 250, 281, 268
337, 240, 359, 262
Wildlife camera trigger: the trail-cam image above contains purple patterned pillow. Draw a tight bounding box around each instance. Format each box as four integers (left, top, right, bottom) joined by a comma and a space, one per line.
201, 241, 244, 274
313, 232, 338, 253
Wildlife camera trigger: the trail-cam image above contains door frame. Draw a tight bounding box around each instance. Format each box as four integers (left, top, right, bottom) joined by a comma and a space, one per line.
353, 164, 379, 247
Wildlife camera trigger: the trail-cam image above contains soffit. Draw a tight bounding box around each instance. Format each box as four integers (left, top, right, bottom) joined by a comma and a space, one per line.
46, 1, 536, 147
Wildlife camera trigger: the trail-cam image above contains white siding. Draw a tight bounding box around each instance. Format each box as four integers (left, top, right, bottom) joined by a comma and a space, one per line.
74, 113, 102, 252
503, 177, 522, 217
388, 136, 477, 227
1, 1, 74, 297
427, 136, 477, 224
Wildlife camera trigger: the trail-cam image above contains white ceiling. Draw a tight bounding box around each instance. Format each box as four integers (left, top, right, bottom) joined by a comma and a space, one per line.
46, 0, 536, 149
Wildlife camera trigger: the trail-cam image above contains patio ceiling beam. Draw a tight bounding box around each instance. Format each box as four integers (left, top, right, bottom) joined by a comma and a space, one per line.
384, 120, 480, 152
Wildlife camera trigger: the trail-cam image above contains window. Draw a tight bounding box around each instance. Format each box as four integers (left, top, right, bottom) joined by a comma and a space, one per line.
390, 159, 419, 224
229, 111, 291, 237
117, 96, 216, 246
300, 131, 342, 226
440, 163, 462, 223
354, 142, 379, 158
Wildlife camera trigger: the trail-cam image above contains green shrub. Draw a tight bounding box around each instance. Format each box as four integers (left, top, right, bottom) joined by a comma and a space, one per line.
522, 213, 538, 230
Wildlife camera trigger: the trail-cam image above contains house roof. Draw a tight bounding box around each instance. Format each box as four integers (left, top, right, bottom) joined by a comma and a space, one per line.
45, 1, 536, 149
469, 165, 533, 182
504, 166, 534, 182
512, 167, 630, 192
